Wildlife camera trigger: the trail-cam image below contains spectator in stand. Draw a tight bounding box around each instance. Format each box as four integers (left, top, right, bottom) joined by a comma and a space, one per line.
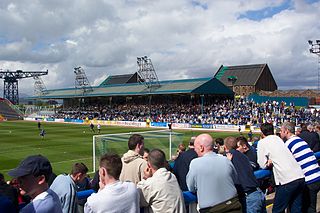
280, 122, 320, 213
0, 173, 18, 212
0, 193, 16, 213
298, 123, 320, 153
224, 137, 266, 213
77, 174, 91, 213
257, 123, 305, 213
248, 130, 253, 142
8, 178, 31, 206
315, 125, 320, 139
120, 134, 148, 185
214, 137, 225, 154
236, 136, 259, 171
84, 153, 139, 213
296, 127, 302, 136
8, 155, 62, 213
173, 136, 198, 191
187, 134, 242, 212
50, 162, 88, 213
251, 136, 260, 149
143, 148, 150, 162
137, 149, 186, 213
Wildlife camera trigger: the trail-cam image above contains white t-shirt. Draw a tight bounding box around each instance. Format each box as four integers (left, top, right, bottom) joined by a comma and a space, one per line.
84, 181, 139, 213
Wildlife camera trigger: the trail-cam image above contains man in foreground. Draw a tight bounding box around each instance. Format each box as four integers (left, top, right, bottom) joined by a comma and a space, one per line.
84, 153, 139, 212
257, 123, 305, 213
224, 136, 265, 213
173, 136, 198, 191
120, 134, 148, 185
8, 155, 62, 213
187, 134, 241, 212
137, 148, 186, 213
280, 122, 320, 213
50, 162, 88, 213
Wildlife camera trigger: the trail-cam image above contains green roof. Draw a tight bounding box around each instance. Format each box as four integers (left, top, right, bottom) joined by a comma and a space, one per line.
28, 77, 233, 99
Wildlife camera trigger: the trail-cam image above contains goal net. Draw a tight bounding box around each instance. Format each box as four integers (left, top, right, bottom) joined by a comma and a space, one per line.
92, 129, 184, 172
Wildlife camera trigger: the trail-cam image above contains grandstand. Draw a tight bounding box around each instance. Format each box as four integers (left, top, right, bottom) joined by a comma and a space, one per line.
0, 98, 23, 120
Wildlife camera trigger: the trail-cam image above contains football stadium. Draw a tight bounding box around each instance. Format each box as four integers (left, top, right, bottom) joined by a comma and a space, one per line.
1, 60, 320, 213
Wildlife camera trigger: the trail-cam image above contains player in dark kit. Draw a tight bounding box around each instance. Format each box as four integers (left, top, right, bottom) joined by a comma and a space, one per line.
90, 123, 95, 133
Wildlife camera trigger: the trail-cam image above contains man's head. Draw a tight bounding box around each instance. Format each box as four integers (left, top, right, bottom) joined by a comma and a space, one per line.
194, 134, 213, 157
143, 148, 150, 161
307, 124, 315, 132
224, 137, 238, 152
236, 136, 250, 153
188, 136, 196, 148
280, 122, 295, 140
99, 153, 122, 185
214, 137, 225, 154
260, 123, 274, 138
128, 134, 144, 156
301, 123, 308, 131
177, 144, 186, 155
70, 162, 88, 183
147, 149, 166, 171
8, 155, 52, 199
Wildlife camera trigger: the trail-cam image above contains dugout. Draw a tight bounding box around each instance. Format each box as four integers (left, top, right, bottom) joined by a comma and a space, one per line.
28, 75, 234, 108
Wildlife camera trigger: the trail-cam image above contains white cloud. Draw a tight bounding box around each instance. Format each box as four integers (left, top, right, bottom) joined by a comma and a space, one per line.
0, 0, 319, 99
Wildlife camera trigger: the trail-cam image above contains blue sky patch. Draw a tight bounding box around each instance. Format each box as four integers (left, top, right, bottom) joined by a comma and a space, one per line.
238, 0, 292, 21
191, 0, 208, 10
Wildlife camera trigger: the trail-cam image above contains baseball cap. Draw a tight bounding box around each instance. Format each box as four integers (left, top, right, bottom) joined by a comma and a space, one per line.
8, 155, 52, 178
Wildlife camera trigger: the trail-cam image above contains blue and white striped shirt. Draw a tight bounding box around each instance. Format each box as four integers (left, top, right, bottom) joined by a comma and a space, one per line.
285, 135, 320, 184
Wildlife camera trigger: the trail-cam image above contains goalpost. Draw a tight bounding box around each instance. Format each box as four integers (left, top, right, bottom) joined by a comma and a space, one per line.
92, 129, 184, 172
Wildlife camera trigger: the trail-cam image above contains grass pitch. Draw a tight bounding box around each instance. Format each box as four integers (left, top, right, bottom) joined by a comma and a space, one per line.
0, 120, 242, 180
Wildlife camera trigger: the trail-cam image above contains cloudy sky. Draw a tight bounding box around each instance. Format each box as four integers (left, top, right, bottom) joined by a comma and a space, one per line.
0, 0, 319, 97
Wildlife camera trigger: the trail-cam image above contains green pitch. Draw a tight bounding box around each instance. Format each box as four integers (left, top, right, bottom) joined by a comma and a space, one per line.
0, 120, 242, 180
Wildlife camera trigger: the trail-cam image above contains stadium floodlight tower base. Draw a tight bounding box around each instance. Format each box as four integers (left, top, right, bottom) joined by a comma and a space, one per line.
92, 129, 183, 172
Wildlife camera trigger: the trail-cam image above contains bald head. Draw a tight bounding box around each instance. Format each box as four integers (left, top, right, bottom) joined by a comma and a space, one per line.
194, 134, 213, 157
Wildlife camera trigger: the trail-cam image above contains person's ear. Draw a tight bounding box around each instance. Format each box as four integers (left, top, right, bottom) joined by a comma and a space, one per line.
200, 145, 204, 152
37, 175, 46, 185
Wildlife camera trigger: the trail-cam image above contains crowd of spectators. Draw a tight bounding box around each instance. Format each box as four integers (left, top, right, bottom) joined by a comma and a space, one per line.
54, 99, 320, 125
2, 121, 320, 212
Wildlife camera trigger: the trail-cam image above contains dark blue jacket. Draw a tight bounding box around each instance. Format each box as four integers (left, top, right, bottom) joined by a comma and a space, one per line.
173, 149, 198, 191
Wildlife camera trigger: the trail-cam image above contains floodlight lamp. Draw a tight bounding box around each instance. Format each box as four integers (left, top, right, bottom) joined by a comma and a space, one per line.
308, 40, 313, 45
316, 40, 320, 44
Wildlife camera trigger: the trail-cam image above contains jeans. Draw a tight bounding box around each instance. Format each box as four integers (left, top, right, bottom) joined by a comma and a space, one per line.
302, 180, 320, 213
246, 189, 266, 213
272, 178, 305, 213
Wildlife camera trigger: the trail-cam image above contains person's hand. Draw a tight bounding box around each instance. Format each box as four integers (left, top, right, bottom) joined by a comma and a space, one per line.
266, 159, 273, 168
226, 152, 233, 160
143, 166, 152, 179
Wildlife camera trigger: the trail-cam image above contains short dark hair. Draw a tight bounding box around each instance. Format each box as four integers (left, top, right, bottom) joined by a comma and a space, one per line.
236, 136, 250, 148
128, 134, 144, 150
144, 148, 150, 154
224, 137, 238, 150
71, 162, 88, 176
300, 123, 308, 131
148, 149, 166, 170
215, 138, 224, 146
100, 153, 122, 180
260, 123, 274, 136
0, 173, 4, 182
